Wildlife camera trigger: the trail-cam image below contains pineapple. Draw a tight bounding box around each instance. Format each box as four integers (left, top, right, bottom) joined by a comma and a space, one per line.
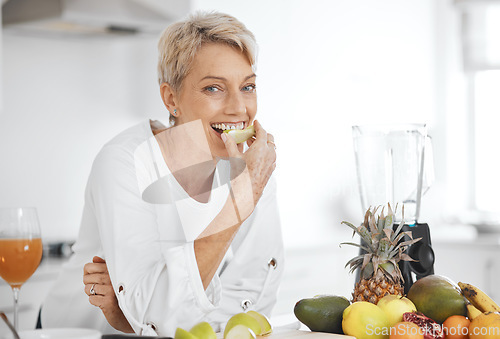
341, 203, 421, 304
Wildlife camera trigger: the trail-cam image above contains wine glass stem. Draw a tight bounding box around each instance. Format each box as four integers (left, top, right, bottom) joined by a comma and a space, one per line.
12, 287, 20, 331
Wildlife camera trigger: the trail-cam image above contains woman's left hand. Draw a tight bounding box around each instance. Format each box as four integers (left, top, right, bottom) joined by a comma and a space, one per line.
83, 256, 134, 333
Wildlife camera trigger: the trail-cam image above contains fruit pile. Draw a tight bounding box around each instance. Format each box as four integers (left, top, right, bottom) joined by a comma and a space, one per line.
174, 310, 271, 339
294, 278, 500, 338
293, 204, 500, 339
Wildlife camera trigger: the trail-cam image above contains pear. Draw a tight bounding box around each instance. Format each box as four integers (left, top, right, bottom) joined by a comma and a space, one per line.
189, 321, 217, 339
223, 125, 255, 144
224, 313, 261, 338
174, 327, 199, 339
224, 324, 256, 339
246, 311, 272, 335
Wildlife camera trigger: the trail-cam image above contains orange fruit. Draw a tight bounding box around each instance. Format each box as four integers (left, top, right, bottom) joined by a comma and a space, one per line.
442, 315, 470, 339
469, 312, 500, 339
390, 322, 424, 339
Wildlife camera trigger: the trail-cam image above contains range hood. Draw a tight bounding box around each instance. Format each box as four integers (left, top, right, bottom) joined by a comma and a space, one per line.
2, 0, 191, 35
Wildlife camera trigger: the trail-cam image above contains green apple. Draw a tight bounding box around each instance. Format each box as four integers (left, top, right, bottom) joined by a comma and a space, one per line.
377, 294, 417, 327
189, 321, 217, 339
174, 327, 199, 339
224, 313, 261, 338
223, 125, 255, 144
224, 324, 256, 339
246, 311, 272, 335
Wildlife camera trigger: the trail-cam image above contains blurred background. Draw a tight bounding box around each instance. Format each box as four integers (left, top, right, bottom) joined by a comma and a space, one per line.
1, 0, 500, 331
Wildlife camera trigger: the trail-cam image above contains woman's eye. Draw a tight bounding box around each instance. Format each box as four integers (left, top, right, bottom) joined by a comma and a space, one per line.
204, 86, 220, 93
242, 84, 256, 92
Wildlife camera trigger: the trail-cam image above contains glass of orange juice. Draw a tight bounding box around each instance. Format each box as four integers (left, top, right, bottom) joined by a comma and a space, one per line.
0, 207, 43, 331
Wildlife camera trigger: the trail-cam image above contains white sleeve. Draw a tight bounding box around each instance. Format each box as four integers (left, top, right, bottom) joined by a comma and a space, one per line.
88, 145, 220, 336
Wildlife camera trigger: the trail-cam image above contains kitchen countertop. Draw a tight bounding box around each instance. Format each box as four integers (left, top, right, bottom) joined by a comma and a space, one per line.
431, 223, 500, 246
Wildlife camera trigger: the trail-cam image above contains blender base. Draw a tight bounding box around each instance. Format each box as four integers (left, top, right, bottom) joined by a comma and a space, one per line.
398, 223, 435, 294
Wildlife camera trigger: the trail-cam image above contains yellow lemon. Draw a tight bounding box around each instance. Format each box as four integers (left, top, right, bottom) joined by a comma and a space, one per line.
342, 301, 390, 339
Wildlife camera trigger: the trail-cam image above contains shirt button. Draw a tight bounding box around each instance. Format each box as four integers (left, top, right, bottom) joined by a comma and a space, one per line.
146, 322, 157, 331
268, 257, 277, 269
241, 299, 253, 311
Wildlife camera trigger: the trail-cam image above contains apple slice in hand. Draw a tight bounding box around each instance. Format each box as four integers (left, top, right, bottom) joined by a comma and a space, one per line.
223, 125, 255, 144
224, 324, 256, 339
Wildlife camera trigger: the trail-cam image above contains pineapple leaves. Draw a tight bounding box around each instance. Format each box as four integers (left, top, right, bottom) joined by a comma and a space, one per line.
362, 253, 373, 270
383, 228, 393, 241
388, 202, 394, 216
363, 209, 370, 228
339, 242, 370, 253
378, 238, 392, 259
387, 231, 414, 253
392, 220, 405, 242
341, 221, 373, 247
400, 253, 417, 262
392, 231, 413, 245
341, 203, 421, 285
389, 259, 404, 283
377, 214, 385, 232
344, 254, 364, 269
384, 214, 393, 229
360, 262, 374, 279
368, 212, 378, 234
398, 237, 422, 248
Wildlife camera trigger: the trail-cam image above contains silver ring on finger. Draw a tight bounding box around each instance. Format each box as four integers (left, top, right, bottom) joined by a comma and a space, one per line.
267, 140, 276, 150
90, 283, 96, 295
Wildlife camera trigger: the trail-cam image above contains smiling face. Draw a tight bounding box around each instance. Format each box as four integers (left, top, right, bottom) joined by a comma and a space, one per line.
161, 43, 257, 158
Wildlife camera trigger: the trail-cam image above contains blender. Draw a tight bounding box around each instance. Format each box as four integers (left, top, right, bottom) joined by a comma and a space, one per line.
352, 124, 435, 293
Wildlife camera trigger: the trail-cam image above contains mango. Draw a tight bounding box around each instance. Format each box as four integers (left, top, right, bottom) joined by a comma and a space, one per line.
407, 275, 467, 324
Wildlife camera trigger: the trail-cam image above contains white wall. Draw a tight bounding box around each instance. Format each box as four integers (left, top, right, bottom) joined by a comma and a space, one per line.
0, 31, 166, 240
1, 4, 3, 110
191, 0, 438, 247
0, 0, 440, 247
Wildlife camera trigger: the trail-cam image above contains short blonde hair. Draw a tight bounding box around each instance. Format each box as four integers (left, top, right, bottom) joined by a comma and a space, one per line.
157, 12, 257, 123
158, 11, 257, 91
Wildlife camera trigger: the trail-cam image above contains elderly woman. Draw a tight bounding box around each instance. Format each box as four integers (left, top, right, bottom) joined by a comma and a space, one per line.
41, 12, 283, 337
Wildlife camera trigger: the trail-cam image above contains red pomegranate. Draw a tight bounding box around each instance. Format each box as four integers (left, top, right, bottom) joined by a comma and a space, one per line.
402, 312, 444, 339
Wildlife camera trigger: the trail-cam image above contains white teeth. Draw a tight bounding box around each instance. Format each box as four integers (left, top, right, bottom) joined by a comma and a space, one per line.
211, 122, 245, 131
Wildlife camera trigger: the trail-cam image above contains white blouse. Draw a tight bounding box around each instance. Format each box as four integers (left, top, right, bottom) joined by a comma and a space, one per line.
41, 121, 284, 337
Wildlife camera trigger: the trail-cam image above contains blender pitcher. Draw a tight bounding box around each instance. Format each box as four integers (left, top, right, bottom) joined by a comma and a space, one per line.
352, 124, 430, 224
352, 123, 435, 292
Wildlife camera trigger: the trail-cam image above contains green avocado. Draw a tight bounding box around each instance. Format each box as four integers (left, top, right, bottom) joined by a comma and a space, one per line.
293, 295, 351, 334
